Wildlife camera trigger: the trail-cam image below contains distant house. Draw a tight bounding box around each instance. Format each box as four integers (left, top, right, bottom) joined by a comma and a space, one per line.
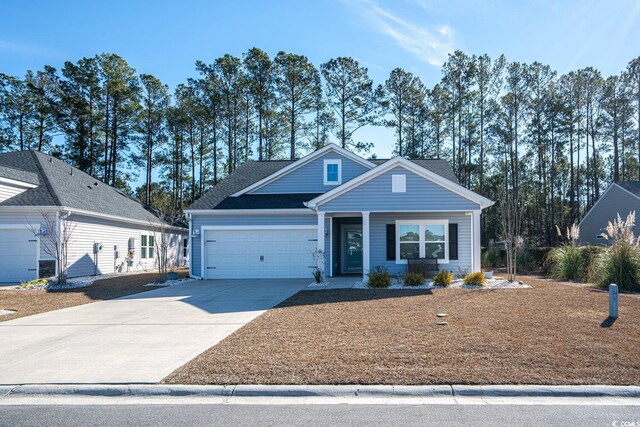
186, 144, 494, 281
579, 181, 640, 245
0, 150, 188, 283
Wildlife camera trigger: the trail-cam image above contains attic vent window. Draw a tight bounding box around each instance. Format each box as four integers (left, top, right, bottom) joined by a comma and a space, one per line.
392, 174, 406, 193
323, 159, 342, 185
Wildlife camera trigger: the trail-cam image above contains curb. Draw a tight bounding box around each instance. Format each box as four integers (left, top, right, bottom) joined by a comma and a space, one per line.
7, 384, 234, 398
452, 385, 640, 398
1, 384, 639, 400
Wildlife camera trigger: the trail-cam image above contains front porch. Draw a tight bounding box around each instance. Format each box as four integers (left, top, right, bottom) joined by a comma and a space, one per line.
316, 211, 482, 281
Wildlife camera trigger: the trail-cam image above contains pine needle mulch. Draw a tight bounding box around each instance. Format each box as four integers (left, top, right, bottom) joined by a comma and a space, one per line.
164, 276, 640, 385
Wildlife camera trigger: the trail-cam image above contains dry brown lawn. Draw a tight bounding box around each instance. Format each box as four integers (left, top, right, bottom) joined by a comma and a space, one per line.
0, 269, 188, 322
164, 275, 640, 385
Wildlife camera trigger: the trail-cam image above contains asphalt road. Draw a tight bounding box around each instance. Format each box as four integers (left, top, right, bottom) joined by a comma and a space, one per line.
1, 404, 639, 427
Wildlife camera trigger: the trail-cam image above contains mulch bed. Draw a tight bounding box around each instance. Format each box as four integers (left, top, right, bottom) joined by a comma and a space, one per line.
164, 275, 640, 385
0, 269, 189, 322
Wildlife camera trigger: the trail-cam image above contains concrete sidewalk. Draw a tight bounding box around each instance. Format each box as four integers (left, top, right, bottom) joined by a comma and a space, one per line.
1, 384, 639, 406
0, 279, 308, 384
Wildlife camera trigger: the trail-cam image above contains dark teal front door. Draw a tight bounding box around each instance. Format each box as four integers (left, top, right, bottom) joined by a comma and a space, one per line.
342, 226, 363, 273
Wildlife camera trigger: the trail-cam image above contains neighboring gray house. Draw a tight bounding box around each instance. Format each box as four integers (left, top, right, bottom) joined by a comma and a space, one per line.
579, 181, 640, 245
0, 150, 188, 283
186, 144, 494, 280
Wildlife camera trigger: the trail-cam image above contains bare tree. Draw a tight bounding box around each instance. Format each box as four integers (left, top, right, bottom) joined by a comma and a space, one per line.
499, 186, 522, 282
148, 210, 180, 282
28, 212, 76, 285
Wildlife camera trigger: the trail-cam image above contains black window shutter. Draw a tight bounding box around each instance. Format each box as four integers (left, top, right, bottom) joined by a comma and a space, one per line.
386, 224, 396, 261
449, 223, 458, 260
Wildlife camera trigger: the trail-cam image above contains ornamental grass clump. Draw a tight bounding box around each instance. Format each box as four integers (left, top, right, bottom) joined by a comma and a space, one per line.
433, 271, 454, 287
546, 223, 586, 282
463, 271, 485, 286
596, 212, 640, 292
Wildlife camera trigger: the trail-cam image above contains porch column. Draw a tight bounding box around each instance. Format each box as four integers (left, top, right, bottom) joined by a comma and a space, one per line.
317, 212, 325, 273
362, 211, 370, 281
472, 210, 481, 272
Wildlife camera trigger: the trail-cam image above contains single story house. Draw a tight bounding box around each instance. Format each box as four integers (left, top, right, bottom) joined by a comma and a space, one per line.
186, 144, 494, 280
0, 150, 188, 283
579, 181, 640, 245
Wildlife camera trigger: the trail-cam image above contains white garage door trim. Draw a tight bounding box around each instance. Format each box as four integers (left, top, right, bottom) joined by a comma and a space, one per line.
0, 224, 40, 283
201, 225, 318, 279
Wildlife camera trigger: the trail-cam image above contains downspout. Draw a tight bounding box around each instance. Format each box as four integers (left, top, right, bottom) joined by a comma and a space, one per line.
54, 211, 60, 278
58, 210, 70, 282
187, 213, 195, 279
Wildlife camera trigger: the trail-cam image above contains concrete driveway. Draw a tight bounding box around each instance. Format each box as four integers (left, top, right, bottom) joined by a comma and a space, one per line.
0, 279, 308, 384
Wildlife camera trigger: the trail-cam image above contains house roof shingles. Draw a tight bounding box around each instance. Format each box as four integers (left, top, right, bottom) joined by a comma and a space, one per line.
0, 150, 173, 224
189, 156, 459, 210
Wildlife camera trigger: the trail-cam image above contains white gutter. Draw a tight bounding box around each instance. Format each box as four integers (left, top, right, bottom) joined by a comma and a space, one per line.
0, 206, 187, 233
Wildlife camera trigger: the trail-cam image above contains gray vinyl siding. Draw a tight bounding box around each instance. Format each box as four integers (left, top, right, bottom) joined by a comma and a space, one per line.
190, 213, 317, 277
251, 152, 370, 194
0, 212, 56, 261
66, 214, 186, 278
579, 184, 640, 245
369, 212, 473, 276
318, 166, 481, 212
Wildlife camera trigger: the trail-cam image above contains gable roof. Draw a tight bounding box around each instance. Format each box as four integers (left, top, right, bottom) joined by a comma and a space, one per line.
187, 160, 295, 210
371, 159, 459, 184
232, 144, 376, 196
305, 156, 494, 210
186, 146, 475, 211
578, 181, 640, 229
0, 150, 181, 225
616, 181, 640, 199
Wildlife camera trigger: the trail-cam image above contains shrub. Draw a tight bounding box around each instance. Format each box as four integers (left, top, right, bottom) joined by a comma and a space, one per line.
403, 272, 425, 286
521, 247, 551, 272
546, 245, 586, 282
516, 248, 536, 272
368, 266, 391, 288
596, 212, 640, 292
312, 268, 323, 284
463, 271, 485, 286
433, 270, 454, 287
482, 247, 505, 269
582, 245, 606, 283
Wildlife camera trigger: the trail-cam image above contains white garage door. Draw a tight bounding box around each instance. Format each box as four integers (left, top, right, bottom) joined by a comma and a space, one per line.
0, 228, 38, 283
204, 227, 317, 279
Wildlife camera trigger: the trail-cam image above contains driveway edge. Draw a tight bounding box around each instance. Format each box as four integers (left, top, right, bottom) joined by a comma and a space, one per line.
2, 384, 640, 400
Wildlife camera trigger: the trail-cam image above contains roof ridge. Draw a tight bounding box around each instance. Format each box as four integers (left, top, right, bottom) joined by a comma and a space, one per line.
29, 150, 62, 207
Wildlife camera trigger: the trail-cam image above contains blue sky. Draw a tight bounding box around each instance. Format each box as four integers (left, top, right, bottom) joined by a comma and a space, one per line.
2, 0, 640, 158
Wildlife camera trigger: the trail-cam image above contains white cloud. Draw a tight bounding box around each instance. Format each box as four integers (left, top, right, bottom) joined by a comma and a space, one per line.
344, 0, 454, 66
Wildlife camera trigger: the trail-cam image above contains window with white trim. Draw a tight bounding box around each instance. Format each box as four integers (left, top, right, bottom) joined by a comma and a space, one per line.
396, 220, 448, 263
323, 159, 342, 185
141, 234, 155, 259
392, 174, 406, 192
